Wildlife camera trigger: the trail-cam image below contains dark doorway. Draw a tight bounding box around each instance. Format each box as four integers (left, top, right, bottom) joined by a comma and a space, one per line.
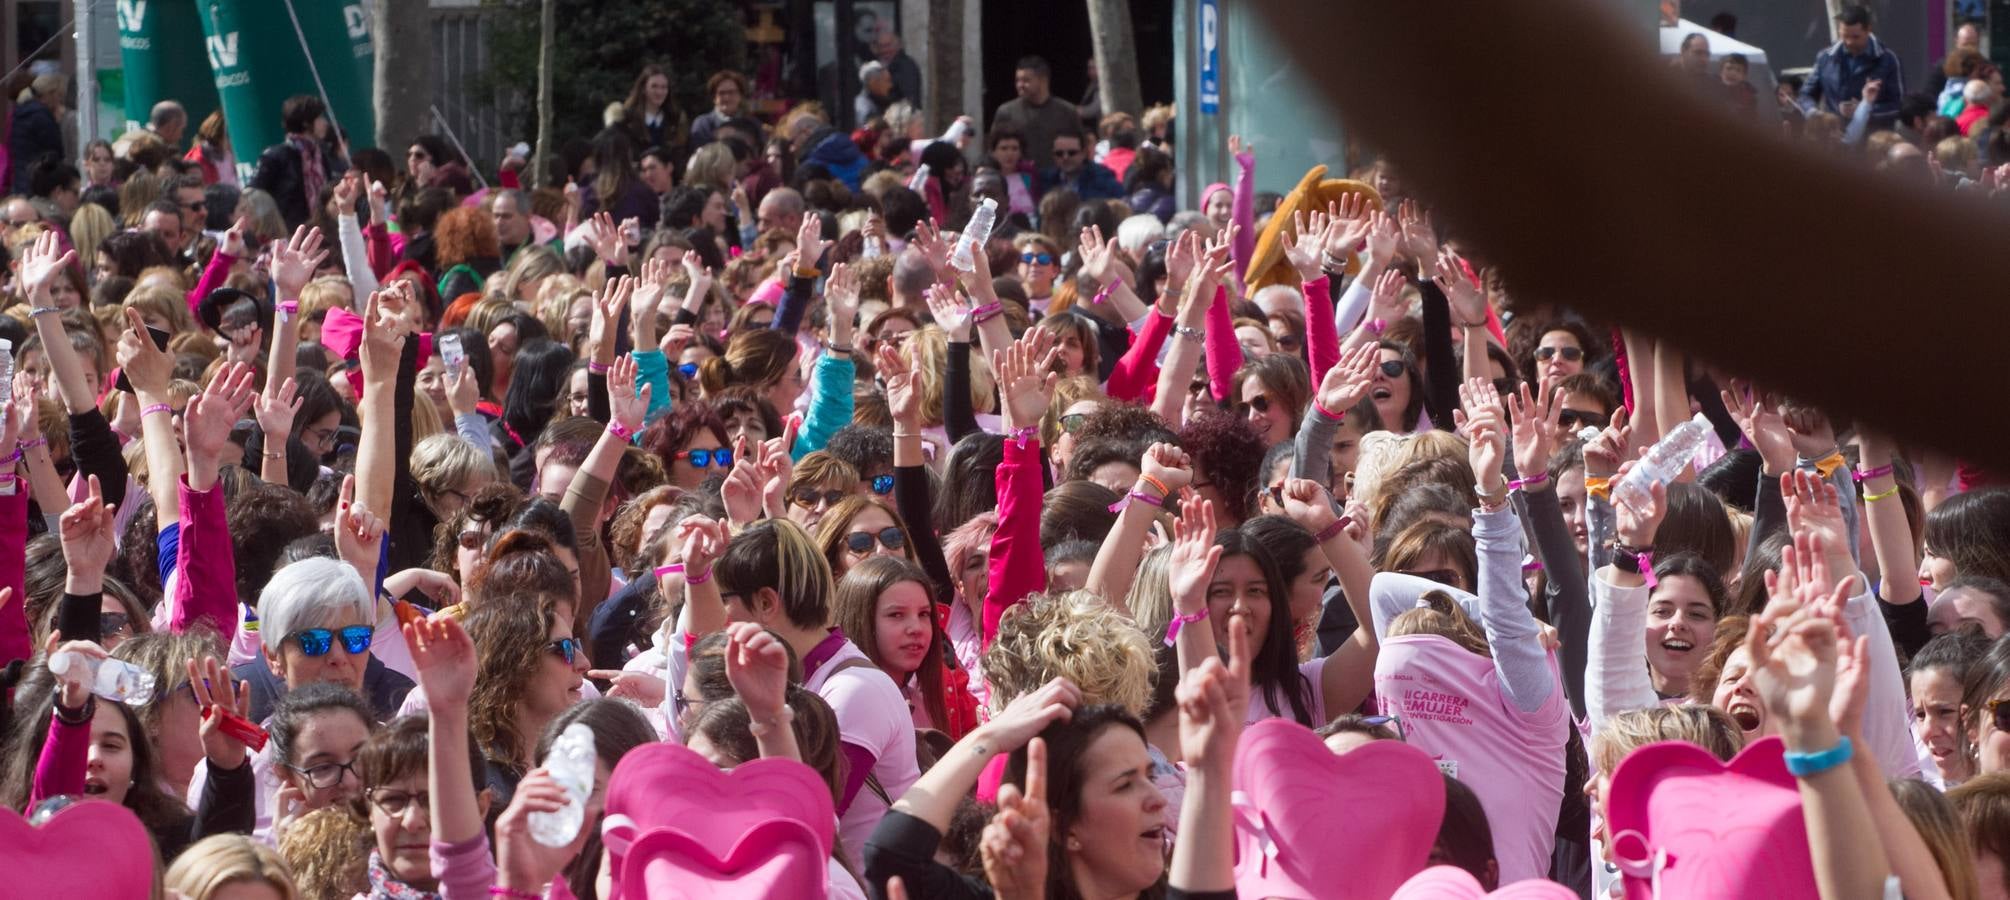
980, 0, 1175, 124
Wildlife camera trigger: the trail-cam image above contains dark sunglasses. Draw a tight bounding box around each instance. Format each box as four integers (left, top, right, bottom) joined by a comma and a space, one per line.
1051, 148, 1082, 158
790, 487, 848, 511
1557, 409, 1610, 431
1378, 360, 1409, 378
1059, 413, 1088, 433
844, 527, 907, 555
1535, 345, 1584, 363
548, 637, 580, 666
870, 474, 895, 495
292, 625, 374, 657
1238, 395, 1273, 416
1989, 698, 2010, 734
100, 611, 132, 636
1276, 333, 1303, 351
686, 448, 734, 469
457, 529, 488, 551
1020, 252, 1055, 266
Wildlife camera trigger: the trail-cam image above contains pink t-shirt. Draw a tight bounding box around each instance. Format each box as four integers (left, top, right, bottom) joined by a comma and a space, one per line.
1374, 634, 1567, 884
1245, 656, 1329, 726
807, 638, 921, 863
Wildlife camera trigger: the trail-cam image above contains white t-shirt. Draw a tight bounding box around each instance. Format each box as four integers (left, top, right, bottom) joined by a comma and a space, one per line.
1245, 656, 1329, 726
807, 638, 921, 863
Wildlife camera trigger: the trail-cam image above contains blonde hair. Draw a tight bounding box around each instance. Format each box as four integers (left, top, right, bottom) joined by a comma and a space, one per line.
1140, 103, 1175, 136
69, 203, 117, 268
686, 142, 737, 192
1890, 777, 1980, 900
298, 277, 353, 324
1387, 590, 1490, 657
790, 451, 860, 493
277, 806, 370, 899
1349, 430, 1410, 512
165, 834, 298, 900
1589, 705, 1744, 775
123, 283, 198, 334
493, 244, 567, 304
1122, 545, 1176, 640
411, 432, 493, 495
982, 590, 1157, 718
1935, 135, 1980, 177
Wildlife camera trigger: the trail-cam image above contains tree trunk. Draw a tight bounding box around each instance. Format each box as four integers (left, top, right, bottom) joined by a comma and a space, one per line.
533, 0, 555, 190
923, 0, 962, 132
373, 0, 432, 158
1086, 0, 1142, 119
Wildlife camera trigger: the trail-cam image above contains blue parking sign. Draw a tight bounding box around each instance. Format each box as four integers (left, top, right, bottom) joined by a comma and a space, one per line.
1198, 0, 1220, 114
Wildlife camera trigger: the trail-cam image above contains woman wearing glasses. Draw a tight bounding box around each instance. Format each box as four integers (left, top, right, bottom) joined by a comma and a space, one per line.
1014, 233, 1064, 314
464, 579, 588, 811
817, 495, 917, 580
642, 403, 732, 490
1531, 321, 1598, 385
268, 683, 377, 839
787, 452, 863, 533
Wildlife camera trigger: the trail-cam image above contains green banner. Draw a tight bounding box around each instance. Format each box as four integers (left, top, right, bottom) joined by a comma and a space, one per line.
198, 0, 376, 181
116, 0, 220, 139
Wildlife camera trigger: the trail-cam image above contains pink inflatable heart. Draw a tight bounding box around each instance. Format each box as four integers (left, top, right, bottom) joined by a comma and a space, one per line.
622, 820, 830, 899
603, 742, 835, 900
0, 798, 154, 896
1232, 718, 1446, 900
1604, 735, 1817, 899
1391, 865, 1580, 899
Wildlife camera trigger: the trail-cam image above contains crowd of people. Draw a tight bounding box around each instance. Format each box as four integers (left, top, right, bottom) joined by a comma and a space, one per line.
0, 6, 2005, 897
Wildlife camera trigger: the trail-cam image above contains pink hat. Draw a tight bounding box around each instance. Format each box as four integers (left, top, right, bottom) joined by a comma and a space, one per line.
1202, 182, 1231, 207
321, 306, 433, 401
1232, 719, 1445, 900
0, 799, 155, 896
601, 742, 835, 900
1604, 736, 1818, 900
1391, 865, 1580, 899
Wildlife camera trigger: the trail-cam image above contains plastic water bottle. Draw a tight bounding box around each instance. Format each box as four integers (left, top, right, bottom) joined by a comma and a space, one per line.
439, 333, 465, 374
1611, 413, 1714, 514
952, 198, 998, 273
530, 722, 596, 846
48, 651, 157, 705
0, 337, 14, 401
906, 163, 931, 194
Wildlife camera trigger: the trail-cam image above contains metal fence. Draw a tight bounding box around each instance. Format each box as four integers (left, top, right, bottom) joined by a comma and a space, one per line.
430, 4, 515, 170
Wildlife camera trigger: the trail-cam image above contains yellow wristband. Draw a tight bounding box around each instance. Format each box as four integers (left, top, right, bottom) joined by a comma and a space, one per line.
1863, 485, 1900, 502
1810, 452, 1847, 480
1585, 476, 1612, 503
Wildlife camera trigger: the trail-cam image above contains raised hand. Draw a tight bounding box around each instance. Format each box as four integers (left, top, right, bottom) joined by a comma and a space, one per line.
674, 515, 731, 581
1783, 470, 1853, 579
359, 285, 413, 383
18, 231, 76, 300
1719, 381, 1795, 474
977, 677, 1082, 753
1280, 478, 1341, 534
223, 321, 262, 366
1318, 343, 1379, 414
1610, 459, 1666, 547
630, 256, 671, 344
990, 327, 1061, 433
1781, 405, 1837, 462
59, 474, 117, 594
1283, 208, 1336, 282
720, 447, 766, 528
582, 212, 629, 266
1433, 251, 1488, 326
877, 344, 920, 426
1361, 209, 1402, 270
924, 283, 974, 343
1165, 230, 1200, 299
589, 275, 634, 357
1581, 405, 1633, 478
183, 363, 257, 467
1453, 377, 1507, 495
1746, 561, 1848, 751
1177, 608, 1252, 769
1366, 268, 1409, 324
188, 655, 255, 770
982, 737, 1052, 900
723, 621, 791, 719
332, 173, 361, 214
1139, 442, 1194, 496
1507, 378, 1563, 490
1397, 199, 1437, 266
795, 212, 828, 270
404, 615, 478, 714
218, 216, 252, 259
911, 219, 955, 283
824, 263, 860, 335
1325, 193, 1374, 258
446, 362, 480, 418
1167, 496, 1222, 613
332, 474, 386, 576
270, 225, 328, 300
608, 354, 650, 435
1078, 224, 1132, 287
680, 250, 714, 308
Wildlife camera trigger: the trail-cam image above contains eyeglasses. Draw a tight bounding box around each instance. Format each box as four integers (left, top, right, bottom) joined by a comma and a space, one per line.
291, 625, 374, 657
678, 362, 699, 379
180, 200, 206, 212
1238, 395, 1273, 416
685, 448, 734, 469
789, 488, 847, 511
288, 758, 361, 789
1020, 252, 1055, 266
1556, 409, 1610, 431
870, 474, 894, 495
548, 637, 580, 666
1378, 360, 1408, 378
1535, 345, 1584, 363
457, 529, 489, 551
100, 611, 132, 636
1052, 148, 1082, 159
844, 527, 907, 555
367, 788, 430, 818
1059, 413, 1088, 433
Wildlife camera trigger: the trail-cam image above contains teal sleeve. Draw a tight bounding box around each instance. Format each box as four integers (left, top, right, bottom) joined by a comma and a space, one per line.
633, 348, 673, 423
791, 353, 855, 461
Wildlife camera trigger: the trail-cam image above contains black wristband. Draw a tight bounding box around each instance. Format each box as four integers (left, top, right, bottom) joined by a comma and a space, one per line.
1612, 543, 1654, 575
53, 691, 95, 726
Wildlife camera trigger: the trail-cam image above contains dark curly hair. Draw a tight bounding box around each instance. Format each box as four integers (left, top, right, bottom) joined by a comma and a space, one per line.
1071, 400, 1176, 448
1176, 410, 1267, 524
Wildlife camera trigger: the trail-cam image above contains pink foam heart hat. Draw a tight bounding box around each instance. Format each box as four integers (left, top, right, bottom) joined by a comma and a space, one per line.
1604, 735, 1817, 899
1232, 718, 1446, 900
0, 798, 155, 896
602, 741, 835, 900
1391, 865, 1580, 899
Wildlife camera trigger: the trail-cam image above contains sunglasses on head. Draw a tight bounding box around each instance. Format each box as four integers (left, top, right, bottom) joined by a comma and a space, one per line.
844, 527, 907, 555
1378, 360, 1408, 378
292, 625, 374, 657
686, 448, 734, 469
1059, 413, 1088, 434
1020, 252, 1055, 267
790, 487, 847, 511
1556, 409, 1610, 431
870, 474, 895, 495
548, 637, 580, 666
1535, 345, 1584, 363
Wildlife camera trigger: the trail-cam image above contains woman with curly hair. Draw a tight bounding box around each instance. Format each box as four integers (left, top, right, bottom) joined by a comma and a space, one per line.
640, 402, 731, 489
464, 572, 586, 806
433, 205, 502, 302
1176, 409, 1268, 528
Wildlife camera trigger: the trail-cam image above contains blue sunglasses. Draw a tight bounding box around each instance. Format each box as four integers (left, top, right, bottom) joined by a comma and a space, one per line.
1020, 251, 1055, 267
871, 473, 894, 495
687, 448, 734, 469
549, 637, 580, 665
678, 362, 698, 379
292, 625, 374, 657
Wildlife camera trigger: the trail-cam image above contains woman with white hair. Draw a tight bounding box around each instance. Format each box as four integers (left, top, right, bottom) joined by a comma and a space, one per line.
237, 556, 412, 723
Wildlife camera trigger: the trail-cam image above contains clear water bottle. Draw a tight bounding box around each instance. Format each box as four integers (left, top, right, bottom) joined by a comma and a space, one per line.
1611, 413, 1714, 514
530, 722, 596, 846
0, 337, 14, 401
48, 651, 157, 705
439, 333, 465, 374
952, 198, 998, 273
906, 163, 931, 194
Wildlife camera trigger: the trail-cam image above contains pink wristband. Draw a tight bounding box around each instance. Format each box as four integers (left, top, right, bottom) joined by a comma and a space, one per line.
1164, 607, 1209, 647
1313, 516, 1350, 544
1852, 464, 1893, 482
588, 360, 610, 374
141, 403, 173, 418
1091, 283, 1114, 305
607, 420, 633, 440
1508, 471, 1549, 491
1312, 398, 1346, 423
971, 302, 1004, 324
1007, 425, 1038, 449
16, 437, 45, 452
1106, 489, 1165, 514
490, 888, 541, 899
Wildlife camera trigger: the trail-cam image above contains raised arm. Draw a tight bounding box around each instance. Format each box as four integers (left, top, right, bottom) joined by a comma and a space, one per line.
1227, 136, 1256, 279
334, 176, 381, 297
0, 396, 31, 665
1586, 459, 1666, 733
1150, 234, 1228, 427
1508, 378, 1590, 714
981, 328, 1060, 644
1854, 430, 1917, 605
253, 378, 302, 486
583, 276, 633, 425
354, 284, 411, 558
1085, 443, 1191, 610
1293, 344, 1375, 487
1456, 378, 1552, 712
1077, 224, 1148, 324
18, 233, 89, 413
923, 284, 985, 444
116, 310, 181, 530
880, 344, 953, 601
1282, 478, 1380, 715
724, 622, 801, 762
53, 474, 115, 648
266, 225, 328, 402
1168, 620, 1250, 897
792, 264, 857, 460
565, 349, 648, 621
1200, 226, 1245, 403
175, 363, 257, 639
1281, 205, 1346, 379
405, 616, 501, 900
770, 215, 826, 337
1829, 607, 1953, 900
1433, 250, 1494, 385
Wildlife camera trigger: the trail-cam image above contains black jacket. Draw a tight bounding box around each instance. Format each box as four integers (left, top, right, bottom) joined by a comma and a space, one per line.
9, 100, 63, 193
234, 650, 414, 724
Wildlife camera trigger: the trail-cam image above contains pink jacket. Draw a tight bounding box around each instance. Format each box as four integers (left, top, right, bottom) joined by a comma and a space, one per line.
980, 439, 1046, 645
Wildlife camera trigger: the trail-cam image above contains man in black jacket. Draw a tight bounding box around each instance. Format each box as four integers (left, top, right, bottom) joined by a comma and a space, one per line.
8, 74, 66, 194
250, 95, 345, 230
